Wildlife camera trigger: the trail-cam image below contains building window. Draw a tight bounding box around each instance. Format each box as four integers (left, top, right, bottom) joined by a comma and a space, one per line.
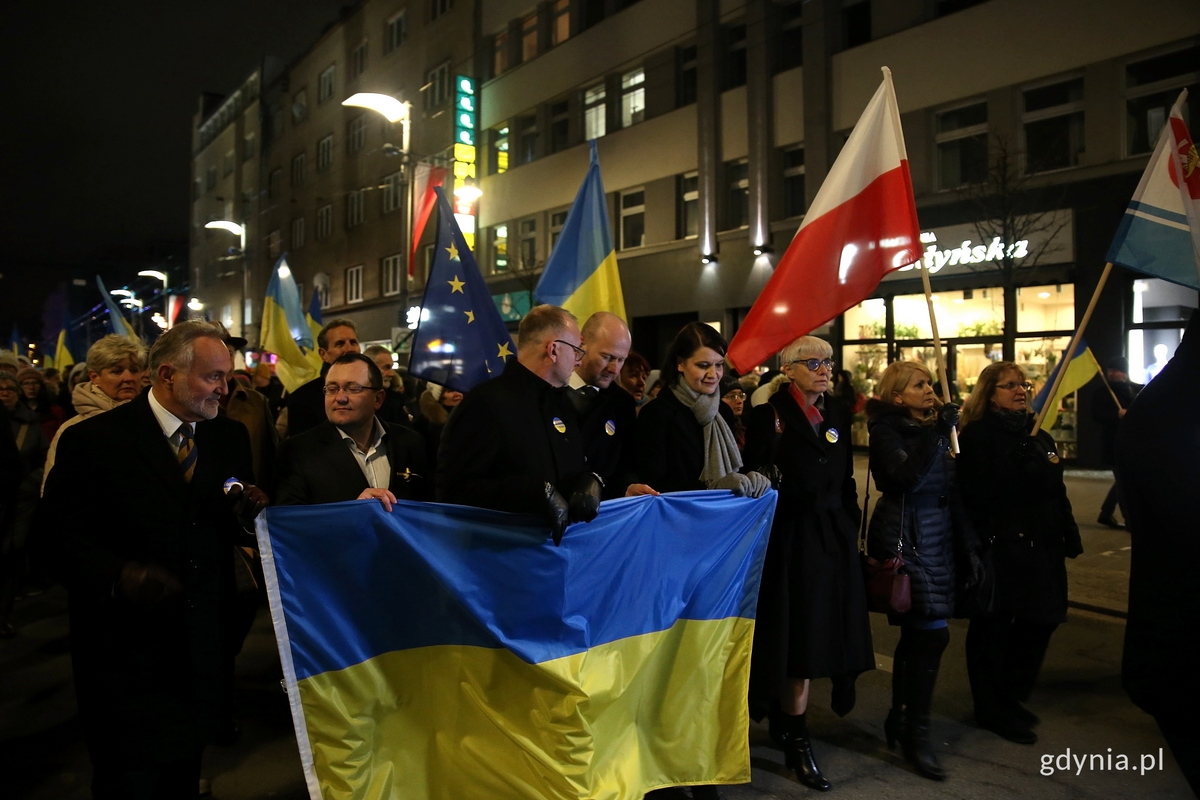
382, 171, 403, 213
493, 31, 509, 77
843, 0, 871, 48
677, 45, 698, 107
193, 178, 203, 199
550, 100, 570, 153
430, 0, 451, 20
491, 126, 510, 174
425, 62, 450, 109
317, 204, 333, 239
206, 166, 217, 190
382, 254, 402, 296
292, 90, 309, 123
517, 114, 538, 165
348, 116, 366, 154
1022, 77, 1085, 173
776, 2, 803, 72
782, 146, 806, 217
243, 133, 256, 161
552, 0, 570, 46
935, 101, 988, 189
520, 13, 538, 63
318, 65, 337, 104
314, 273, 331, 308
351, 41, 368, 77
677, 172, 698, 238
223, 149, 235, 176
492, 224, 509, 274
620, 189, 645, 250
347, 189, 366, 228
317, 135, 334, 170
726, 160, 749, 229
723, 25, 747, 90
584, 85, 606, 140
267, 229, 282, 258
346, 265, 364, 304
292, 217, 306, 250
1124, 44, 1200, 156
385, 11, 407, 53
291, 153, 306, 186
621, 68, 645, 128
267, 169, 282, 200
518, 218, 538, 269
550, 210, 568, 250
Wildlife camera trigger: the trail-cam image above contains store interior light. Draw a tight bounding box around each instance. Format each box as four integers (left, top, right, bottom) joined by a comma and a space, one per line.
1038, 291, 1051, 299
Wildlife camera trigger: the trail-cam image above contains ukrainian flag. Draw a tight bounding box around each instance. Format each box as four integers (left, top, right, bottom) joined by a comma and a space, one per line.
535, 140, 627, 321
258, 491, 775, 799
95, 276, 134, 339
1031, 338, 1103, 430
261, 254, 322, 392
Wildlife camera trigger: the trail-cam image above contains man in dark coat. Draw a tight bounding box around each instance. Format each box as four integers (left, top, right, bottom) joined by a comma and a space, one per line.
284, 318, 361, 439
1118, 309, 1200, 795
567, 312, 656, 499
1091, 356, 1141, 528
437, 304, 599, 543
39, 321, 268, 799
276, 352, 428, 507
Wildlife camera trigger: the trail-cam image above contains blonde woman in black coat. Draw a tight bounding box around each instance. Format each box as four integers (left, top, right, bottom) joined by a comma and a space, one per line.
957, 361, 1081, 745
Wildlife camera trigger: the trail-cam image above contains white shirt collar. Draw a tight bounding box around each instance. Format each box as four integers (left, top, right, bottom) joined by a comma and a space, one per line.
148, 386, 192, 440
334, 416, 386, 454
568, 371, 595, 391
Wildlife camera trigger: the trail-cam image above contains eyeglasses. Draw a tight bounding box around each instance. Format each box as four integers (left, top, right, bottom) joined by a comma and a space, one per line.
723, 391, 746, 400
789, 358, 835, 372
322, 382, 380, 396
996, 381, 1034, 392
554, 339, 587, 362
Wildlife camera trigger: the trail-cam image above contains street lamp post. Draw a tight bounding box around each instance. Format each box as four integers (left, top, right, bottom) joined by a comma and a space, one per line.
138, 269, 171, 328
204, 220, 249, 337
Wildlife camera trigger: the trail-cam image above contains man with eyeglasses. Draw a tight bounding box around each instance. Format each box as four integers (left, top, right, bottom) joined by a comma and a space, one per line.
567, 312, 659, 499
438, 304, 601, 545
275, 352, 428, 508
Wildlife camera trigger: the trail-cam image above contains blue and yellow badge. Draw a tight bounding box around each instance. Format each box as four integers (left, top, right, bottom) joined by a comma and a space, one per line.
825, 428, 839, 444
552, 417, 567, 434
604, 420, 616, 436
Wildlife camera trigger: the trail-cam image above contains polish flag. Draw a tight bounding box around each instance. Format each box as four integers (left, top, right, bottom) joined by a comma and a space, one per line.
728, 67, 922, 372
1166, 90, 1200, 277
410, 163, 448, 276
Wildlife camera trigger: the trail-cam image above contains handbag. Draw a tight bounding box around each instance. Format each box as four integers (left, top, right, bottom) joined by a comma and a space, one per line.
859, 467, 912, 614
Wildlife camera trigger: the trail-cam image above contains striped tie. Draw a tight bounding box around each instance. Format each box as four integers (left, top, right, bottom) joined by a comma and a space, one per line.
177, 424, 197, 483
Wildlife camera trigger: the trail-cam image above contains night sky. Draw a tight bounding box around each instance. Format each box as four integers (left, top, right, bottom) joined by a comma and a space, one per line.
0, 1, 348, 342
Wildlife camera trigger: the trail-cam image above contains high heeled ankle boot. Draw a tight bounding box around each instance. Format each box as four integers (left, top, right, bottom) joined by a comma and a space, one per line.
884, 708, 905, 750
769, 711, 832, 791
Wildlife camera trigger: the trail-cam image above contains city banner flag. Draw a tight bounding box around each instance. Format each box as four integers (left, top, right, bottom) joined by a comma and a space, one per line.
1106, 89, 1200, 290
53, 327, 76, 371
727, 67, 922, 372
261, 254, 322, 392
408, 187, 515, 392
1031, 338, 1103, 430
94, 276, 135, 339
257, 490, 775, 800
535, 140, 627, 321
410, 163, 448, 277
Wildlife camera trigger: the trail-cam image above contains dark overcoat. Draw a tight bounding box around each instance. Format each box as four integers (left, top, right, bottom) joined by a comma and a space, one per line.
633, 388, 707, 493
743, 390, 874, 704
284, 365, 329, 439
38, 390, 255, 765
275, 418, 430, 505
573, 383, 639, 498
437, 359, 586, 513
957, 412, 1081, 624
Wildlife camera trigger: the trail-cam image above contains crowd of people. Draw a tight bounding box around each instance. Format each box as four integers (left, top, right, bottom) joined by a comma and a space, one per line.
0, 305, 1192, 799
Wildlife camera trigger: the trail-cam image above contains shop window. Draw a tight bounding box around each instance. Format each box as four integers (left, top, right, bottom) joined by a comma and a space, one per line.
620, 189, 645, 250
1016, 283, 1075, 333
843, 0, 871, 48
521, 13, 538, 62
494, 31, 509, 77
491, 125, 510, 174
346, 265, 364, 304
620, 68, 645, 128
1022, 77, 1085, 173
677, 45, 698, 107
584, 84, 607, 140
1129, 278, 1199, 383
678, 172, 698, 239
776, 2, 803, 73
1124, 44, 1200, 156
518, 218, 538, 270
550, 100, 570, 153
782, 146, 806, 217
935, 101, 988, 189
843, 298, 888, 340
552, 0, 570, 46
723, 24, 747, 90
725, 159, 749, 230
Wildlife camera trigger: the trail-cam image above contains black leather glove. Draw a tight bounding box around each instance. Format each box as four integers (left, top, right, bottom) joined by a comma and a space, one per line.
565, 472, 604, 525
754, 464, 783, 489
935, 402, 961, 434
542, 482, 570, 546
117, 561, 183, 605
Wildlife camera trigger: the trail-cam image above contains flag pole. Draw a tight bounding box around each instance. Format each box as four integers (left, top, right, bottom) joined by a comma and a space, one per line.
1032, 261, 1114, 435
1095, 368, 1125, 412
918, 265, 959, 454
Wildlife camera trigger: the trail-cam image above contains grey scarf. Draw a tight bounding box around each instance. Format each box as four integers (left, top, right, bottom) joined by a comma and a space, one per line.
671, 382, 742, 484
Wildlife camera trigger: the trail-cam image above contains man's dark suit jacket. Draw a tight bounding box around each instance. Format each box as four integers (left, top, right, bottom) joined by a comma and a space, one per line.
274, 418, 430, 505
39, 389, 255, 765
572, 383, 638, 499
284, 363, 329, 439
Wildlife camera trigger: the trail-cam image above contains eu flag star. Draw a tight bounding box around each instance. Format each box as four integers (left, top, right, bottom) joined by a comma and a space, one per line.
445, 242, 460, 261
464, 310, 475, 323
448, 275, 466, 293
497, 342, 513, 359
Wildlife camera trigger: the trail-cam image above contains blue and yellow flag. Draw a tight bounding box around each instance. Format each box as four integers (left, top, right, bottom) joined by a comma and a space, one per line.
409, 187, 515, 392
95, 276, 134, 339
1032, 338, 1103, 430
535, 140, 627, 322
258, 491, 775, 800
261, 254, 322, 392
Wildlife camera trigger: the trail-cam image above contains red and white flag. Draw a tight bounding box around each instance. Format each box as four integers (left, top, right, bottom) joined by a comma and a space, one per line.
1166, 90, 1200, 275
728, 67, 922, 372
410, 163, 448, 276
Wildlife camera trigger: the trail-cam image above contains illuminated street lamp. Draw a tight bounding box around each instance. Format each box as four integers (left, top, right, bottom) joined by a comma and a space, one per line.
205, 220, 246, 253
343, 93, 411, 154
138, 269, 172, 329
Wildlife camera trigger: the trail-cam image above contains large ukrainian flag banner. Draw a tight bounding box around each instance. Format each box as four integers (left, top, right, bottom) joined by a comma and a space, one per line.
535, 140, 627, 321
257, 491, 775, 800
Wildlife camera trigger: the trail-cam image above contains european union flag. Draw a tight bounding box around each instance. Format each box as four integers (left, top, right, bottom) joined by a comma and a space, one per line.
409, 187, 515, 392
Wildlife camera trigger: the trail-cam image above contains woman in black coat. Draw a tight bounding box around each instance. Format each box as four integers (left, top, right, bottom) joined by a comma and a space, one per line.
742, 336, 873, 792
634, 322, 771, 800
957, 361, 1082, 744
865, 360, 970, 781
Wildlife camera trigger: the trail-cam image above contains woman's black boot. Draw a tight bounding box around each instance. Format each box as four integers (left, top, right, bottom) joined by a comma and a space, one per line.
900, 627, 950, 781
903, 707, 947, 781
884, 708, 905, 750
769, 711, 832, 791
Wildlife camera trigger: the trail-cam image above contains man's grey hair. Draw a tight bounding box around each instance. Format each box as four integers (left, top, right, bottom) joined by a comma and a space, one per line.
147, 320, 226, 382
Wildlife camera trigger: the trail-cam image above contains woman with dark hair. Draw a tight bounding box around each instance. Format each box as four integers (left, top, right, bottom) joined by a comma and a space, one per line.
719, 377, 746, 453
957, 361, 1081, 744
865, 360, 972, 781
634, 322, 773, 800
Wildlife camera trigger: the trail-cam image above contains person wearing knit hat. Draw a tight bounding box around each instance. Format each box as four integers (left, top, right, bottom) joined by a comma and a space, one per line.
0, 351, 19, 375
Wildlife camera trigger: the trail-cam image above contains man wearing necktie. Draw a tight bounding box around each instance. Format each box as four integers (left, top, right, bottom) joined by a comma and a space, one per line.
39, 320, 268, 799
